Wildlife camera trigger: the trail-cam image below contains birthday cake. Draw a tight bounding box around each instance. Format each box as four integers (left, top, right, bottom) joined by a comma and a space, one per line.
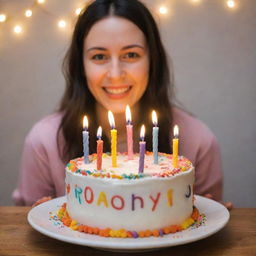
57, 152, 201, 238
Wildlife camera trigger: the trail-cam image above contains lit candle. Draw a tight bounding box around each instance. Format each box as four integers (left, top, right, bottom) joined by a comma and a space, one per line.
83, 115, 89, 164
139, 125, 146, 173
126, 105, 134, 160
172, 125, 179, 168
108, 111, 117, 167
152, 110, 159, 164
96, 126, 103, 171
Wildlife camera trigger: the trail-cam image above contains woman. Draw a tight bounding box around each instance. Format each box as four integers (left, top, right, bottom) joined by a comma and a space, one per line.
13, 0, 224, 207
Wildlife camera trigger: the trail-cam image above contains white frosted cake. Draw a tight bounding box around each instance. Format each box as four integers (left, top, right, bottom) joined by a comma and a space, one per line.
58, 152, 200, 238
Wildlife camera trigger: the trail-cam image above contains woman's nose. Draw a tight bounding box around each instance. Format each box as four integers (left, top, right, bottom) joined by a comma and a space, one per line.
107, 60, 124, 80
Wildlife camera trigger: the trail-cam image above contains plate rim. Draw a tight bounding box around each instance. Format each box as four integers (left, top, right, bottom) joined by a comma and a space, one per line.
27, 195, 230, 250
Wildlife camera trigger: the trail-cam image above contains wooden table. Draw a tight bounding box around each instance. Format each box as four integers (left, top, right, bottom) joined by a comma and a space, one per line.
0, 207, 255, 256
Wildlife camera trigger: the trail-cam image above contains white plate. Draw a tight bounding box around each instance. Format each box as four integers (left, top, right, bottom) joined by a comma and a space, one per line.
27, 195, 229, 252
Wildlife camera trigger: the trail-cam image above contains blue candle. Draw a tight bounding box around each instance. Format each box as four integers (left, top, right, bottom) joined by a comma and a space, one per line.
152, 110, 158, 164
139, 125, 146, 173
83, 115, 89, 164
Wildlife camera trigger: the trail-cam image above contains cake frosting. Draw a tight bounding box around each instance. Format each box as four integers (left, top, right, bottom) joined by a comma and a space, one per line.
57, 152, 200, 238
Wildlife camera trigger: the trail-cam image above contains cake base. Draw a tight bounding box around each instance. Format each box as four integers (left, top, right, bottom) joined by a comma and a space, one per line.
57, 203, 200, 238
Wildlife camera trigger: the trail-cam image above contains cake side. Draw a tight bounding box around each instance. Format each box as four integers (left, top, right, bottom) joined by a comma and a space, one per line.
65, 153, 195, 232
66, 167, 194, 231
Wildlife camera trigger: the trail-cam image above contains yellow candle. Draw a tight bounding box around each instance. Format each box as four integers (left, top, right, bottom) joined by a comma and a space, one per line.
172, 125, 179, 168
111, 129, 117, 167
108, 111, 117, 167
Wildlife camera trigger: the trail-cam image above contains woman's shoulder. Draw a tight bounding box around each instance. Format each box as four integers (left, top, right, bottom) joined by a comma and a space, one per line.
173, 107, 216, 137
25, 112, 63, 148
172, 107, 219, 155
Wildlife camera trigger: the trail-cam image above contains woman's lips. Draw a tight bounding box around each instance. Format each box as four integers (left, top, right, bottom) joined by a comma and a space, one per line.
103, 86, 132, 99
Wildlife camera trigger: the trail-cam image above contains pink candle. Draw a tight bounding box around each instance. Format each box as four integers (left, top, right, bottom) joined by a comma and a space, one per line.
126, 105, 133, 160
138, 125, 146, 173
97, 126, 103, 171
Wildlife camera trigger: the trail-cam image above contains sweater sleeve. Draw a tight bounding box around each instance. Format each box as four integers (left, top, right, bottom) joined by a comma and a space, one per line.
194, 134, 223, 201
12, 125, 55, 206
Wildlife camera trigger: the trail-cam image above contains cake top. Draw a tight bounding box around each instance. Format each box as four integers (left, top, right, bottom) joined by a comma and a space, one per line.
66, 152, 193, 180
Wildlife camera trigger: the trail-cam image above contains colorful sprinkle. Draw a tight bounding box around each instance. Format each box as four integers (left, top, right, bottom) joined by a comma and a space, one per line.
55, 203, 203, 239
66, 152, 193, 181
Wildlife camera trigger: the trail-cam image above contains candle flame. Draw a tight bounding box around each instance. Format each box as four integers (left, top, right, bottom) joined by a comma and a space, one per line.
83, 115, 88, 130
173, 125, 179, 138
97, 126, 102, 139
108, 110, 115, 129
125, 105, 132, 124
140, 125, 145, 140
152, 110, 158, 126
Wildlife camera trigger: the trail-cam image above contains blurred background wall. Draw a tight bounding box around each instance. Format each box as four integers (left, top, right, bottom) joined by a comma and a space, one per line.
0, 0, 255, 206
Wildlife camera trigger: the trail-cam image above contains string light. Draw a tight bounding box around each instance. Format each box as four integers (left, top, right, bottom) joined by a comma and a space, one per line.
0, 0, 241, 37
227, 0, 236, 8
58, 20, 66, 28
0, 14, 7, 23
75, 8, 82, 16
25, 9, 33, 18
159, 6, 168, 15
190, 0, 202, 4
14, 25, 22, 34
37, 0, 45, 4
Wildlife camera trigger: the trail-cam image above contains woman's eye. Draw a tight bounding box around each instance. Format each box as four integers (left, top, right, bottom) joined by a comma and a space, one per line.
91, 54, 107, 60
123, 52, 140, 59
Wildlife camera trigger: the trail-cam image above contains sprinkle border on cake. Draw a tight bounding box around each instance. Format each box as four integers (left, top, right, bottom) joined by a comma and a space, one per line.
66, 152, 193, 180
56, 203, 204, 238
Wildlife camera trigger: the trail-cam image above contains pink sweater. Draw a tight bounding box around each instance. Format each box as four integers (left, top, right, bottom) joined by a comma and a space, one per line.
12, 108, 223, 205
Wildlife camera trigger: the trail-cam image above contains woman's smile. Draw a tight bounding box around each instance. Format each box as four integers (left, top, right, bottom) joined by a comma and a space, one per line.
102, 85, 132, 99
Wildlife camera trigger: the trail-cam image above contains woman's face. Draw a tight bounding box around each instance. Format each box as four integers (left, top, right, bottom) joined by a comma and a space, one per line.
83, 16, 149, 113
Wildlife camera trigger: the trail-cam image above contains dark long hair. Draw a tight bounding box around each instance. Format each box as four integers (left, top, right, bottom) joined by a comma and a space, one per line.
58, 0, 175, 162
